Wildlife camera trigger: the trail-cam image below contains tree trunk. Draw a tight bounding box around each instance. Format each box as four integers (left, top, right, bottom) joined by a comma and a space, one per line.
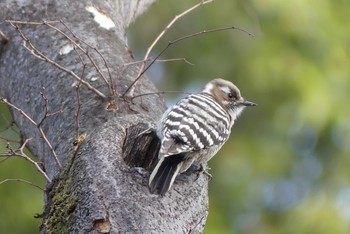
0, 0, 208, 233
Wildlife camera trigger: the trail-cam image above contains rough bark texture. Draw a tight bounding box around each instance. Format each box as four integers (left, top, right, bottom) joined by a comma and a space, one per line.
0, 0, 208, 233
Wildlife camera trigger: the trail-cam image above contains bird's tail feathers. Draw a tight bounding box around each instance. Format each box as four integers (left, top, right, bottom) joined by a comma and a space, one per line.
149, 154, 184, 195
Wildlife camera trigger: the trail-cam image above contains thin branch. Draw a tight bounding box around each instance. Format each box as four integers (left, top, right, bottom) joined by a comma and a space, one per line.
0, 97, 62, 170
123, 0, 215, 97
0, 29, 9, 46
131, 91, 193, 101
6, 21, 106, 99
1, 98, 37, 126
45, 22, 110, 88
170, 25, 254, 43
114, 57, 194, 91
37, 88, 62, 126
123, 57, 194, 67
46, 108, 63, 117
6, 19, 115, 96
0, 178, 45, 191
38, 88, 49, 127
59, 19, 116, 96
4, 20, 60, 25
75, 85, 82, 136
117, 56, 194, 78
73, 46, 87, 137
123, 25, 253, 97
156, 58, 194, 66
0, 139, 51, 183
0, 30, 9, 40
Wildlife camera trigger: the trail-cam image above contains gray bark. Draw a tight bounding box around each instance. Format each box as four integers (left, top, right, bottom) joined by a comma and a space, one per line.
0, 0, 208, 233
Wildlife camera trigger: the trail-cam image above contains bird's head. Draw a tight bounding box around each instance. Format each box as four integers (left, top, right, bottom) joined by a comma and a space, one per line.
202, 78, 256, 122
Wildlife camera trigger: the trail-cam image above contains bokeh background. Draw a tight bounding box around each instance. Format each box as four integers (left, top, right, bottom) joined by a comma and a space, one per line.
1, 0, 350, 233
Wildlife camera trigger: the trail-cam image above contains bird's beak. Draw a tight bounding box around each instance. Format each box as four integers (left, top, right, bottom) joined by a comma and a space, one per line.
241, 100, 257, 106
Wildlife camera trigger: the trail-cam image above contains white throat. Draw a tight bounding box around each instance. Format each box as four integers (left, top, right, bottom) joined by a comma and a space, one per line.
228, 106, 245, 127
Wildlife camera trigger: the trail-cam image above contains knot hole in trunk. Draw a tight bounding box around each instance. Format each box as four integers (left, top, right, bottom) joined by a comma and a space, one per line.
122, 123, 160, 171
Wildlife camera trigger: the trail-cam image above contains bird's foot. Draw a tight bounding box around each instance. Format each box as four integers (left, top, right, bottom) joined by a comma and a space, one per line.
195, 164, 212, 181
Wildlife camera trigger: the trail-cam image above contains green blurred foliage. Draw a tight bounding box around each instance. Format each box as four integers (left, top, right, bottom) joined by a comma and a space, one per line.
1, 0, 350, 233
128, 0, 350, 233
0, 105, 44, 233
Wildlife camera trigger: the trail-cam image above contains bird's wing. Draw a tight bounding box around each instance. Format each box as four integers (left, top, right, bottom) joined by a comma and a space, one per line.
160, 94, 230, 157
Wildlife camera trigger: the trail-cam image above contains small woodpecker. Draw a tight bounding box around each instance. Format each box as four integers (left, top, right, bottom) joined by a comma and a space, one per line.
149, 78, 256, 195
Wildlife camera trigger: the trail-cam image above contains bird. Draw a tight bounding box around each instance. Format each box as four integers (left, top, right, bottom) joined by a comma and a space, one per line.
149, 78, 256, 195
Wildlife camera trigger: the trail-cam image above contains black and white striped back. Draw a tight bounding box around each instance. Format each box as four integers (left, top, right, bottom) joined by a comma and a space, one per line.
159, 93, 231, 157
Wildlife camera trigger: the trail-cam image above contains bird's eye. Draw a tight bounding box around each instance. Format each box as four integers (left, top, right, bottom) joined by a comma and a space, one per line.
228, 92, 234, 98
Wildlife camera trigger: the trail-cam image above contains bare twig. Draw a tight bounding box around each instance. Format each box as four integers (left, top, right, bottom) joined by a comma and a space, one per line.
0, 178, 45, 191
4, 20, 61, 25
46, 22, 110, 88
131, 91, 193, 101
37, 88, 63, 127
46, 109, 63, 118
122, 57, 194, 67
0, 30, 9, 41
6, 20, 115, 95
59, 19, 116, 96
123, 25, 253, 97
73, 46, 87, 137
0, 139, 51, 183
156, 58, 194, 66
6, 20, 107, 99
0, 30, 9, 47
0, 97, 62, 170
39, 89, 49, 127
75, 85, 82, 136
114, 57, 194, 90
123, 0, 215, 97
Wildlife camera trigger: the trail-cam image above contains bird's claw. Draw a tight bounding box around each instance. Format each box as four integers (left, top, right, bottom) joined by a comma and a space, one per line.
195, 164, 212, 181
